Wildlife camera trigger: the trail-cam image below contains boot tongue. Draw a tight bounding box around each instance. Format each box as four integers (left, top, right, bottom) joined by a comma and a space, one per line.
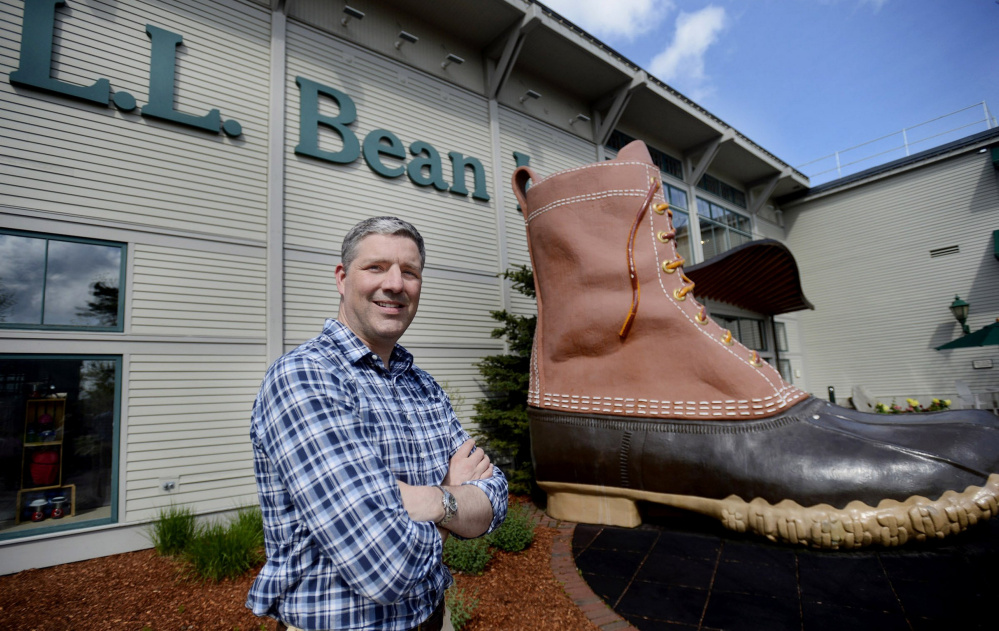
616, 140, 653, 165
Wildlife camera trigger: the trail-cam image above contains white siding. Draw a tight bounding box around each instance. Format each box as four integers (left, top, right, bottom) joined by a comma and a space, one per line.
785, 151, 999, 403
131, 243, 267, 337
124, 352, 265, 521
284, 256, 340, 347
0, 0, 270, 241
283, 20, 498, 273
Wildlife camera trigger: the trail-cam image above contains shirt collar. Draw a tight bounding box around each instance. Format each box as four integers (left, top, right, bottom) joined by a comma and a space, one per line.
322, 318, 414, 372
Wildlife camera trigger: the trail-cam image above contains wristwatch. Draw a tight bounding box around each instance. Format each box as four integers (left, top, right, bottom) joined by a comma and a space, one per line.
434, 485, 457, 526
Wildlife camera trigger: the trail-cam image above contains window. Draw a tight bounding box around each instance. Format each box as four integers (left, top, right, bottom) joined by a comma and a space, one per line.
0, 355, 120, 539
606, 130, 683, 180
697, 173, 746, 208
775, 322, 789, 353
712, 314, 767, 351
697, 198, 752, 260
665, 184, 692, 265
0, 231, 126, 331
778, 359, 793, 384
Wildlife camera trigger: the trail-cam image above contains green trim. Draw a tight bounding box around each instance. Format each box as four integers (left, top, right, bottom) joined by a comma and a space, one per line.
994, 230, 999, 261
0, 229, 126, 332
991, 147, 999, 170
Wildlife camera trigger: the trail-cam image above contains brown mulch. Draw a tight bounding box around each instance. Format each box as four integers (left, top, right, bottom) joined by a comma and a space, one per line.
0, 523, 598, 631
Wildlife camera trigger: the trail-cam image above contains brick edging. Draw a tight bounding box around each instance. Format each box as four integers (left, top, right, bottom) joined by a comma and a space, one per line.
523, 504, 640, 631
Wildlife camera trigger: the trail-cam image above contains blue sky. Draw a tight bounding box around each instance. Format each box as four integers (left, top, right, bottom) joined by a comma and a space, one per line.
542, 0, 999, 183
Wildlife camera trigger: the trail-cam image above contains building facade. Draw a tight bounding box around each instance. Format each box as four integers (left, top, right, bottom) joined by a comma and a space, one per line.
1, 0, 994, 574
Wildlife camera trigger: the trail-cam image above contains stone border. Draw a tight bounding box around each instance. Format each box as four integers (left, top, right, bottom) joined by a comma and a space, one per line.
523, 503, 640, 631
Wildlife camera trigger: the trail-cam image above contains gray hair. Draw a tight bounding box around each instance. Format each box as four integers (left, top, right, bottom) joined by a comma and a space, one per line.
340, 216, 426, 271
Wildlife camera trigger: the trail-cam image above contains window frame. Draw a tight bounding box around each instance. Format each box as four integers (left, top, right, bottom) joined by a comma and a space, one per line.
695, 197, 753, 260
0, 353, 122, 541
0, 229, 127, 332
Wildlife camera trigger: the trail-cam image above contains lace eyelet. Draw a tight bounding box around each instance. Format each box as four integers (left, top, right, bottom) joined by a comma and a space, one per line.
662, 261, 676, 274
673, 288, 687, 301
657, 230, 674, 242
722, 330, 733, 345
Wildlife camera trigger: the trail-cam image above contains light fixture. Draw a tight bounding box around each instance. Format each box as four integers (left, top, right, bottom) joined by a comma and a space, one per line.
441, 53, 464, 69
949, 295, 971, 334
569, 113, 591, 125
341, 6, 364, 26
395, 30, 418, 49
519, 89, 541, 103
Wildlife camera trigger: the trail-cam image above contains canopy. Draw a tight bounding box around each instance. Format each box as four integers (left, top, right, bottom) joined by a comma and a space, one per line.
936, 319, 999, 350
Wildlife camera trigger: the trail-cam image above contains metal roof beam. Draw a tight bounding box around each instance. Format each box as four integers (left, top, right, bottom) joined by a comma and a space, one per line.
486, 5, 543, 100
594, 72, 647, 146
685, 130, 733, 185
747, 169, 790, 215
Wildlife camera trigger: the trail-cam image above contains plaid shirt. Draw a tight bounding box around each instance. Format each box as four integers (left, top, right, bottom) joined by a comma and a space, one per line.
246, 319, 507, 630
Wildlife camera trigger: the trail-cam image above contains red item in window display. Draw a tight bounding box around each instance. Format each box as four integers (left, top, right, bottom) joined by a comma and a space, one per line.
30, 450, 59, 486
37, 413, 54, 426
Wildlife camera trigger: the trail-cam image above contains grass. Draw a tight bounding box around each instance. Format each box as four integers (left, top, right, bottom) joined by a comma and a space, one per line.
148, 504, 196, 557
151, 505, 264, 583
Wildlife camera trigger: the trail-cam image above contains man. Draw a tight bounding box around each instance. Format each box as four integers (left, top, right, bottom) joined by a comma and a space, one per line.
247, 216, 508, 630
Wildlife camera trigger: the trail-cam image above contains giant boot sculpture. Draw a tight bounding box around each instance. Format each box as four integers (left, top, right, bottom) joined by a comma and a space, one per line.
512, 140, 999, 549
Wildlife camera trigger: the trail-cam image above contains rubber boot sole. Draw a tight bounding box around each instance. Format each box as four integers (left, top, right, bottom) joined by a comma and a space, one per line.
538, 475, 999, 549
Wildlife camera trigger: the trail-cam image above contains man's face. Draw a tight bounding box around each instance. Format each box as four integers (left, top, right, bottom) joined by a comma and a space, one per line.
335, 233, 423, 359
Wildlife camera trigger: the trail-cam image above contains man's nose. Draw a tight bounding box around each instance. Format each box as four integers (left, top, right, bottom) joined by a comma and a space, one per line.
382, 266, 405, 292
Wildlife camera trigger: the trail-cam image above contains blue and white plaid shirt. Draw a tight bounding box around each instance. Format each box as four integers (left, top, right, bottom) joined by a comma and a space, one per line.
247, 319, 507, 630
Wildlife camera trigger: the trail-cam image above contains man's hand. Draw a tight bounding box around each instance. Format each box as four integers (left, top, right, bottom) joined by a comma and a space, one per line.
442, 438, 493, 486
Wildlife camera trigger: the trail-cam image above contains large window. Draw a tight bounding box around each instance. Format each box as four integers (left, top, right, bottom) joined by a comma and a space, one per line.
0, 356, 120, 539
664, 184, 692, 265
0, 231, 126, 331
697, 198, 752, 260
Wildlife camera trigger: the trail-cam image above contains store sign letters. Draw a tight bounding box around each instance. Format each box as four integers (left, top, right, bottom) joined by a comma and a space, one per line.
10, 0, 242, 136
10, 0, 492, 202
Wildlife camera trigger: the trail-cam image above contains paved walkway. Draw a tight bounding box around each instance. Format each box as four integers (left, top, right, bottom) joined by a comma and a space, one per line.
534, 504, 999, 631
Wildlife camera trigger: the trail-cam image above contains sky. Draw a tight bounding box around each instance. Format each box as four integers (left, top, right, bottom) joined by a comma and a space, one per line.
541, 0, 999, 183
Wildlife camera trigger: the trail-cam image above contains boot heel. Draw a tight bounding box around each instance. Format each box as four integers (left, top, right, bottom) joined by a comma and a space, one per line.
539, 482, 642, 528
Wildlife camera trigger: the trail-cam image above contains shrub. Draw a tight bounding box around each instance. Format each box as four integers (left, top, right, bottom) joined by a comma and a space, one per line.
442, 536, 492, 575
487, 502, 535, 552
182, 507, 265, 582
445, 587, 479, 630
150, 505, 196, 557
472, 266, 536, 495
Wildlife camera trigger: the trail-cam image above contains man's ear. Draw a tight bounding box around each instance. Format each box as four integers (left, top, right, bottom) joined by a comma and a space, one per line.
335, 263, 346, 296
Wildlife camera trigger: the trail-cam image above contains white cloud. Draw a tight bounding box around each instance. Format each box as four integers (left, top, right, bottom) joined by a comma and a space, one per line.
648, 6, 727, 99
541, 0, 673, 42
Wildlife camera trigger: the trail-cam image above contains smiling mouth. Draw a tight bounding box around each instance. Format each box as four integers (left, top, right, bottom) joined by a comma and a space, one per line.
375, 301, 405, 309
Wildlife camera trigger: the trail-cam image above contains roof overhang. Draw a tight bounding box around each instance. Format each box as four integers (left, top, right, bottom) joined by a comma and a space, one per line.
685, 239, 814, 316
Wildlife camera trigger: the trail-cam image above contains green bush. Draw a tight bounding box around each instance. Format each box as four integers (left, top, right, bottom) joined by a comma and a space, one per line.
486, 502, 535, 552
150, 505, 196, 557
172, 506, 265, 582
472, 266, 537, 496
445, 586, 479, 630
442, 536, 493, 575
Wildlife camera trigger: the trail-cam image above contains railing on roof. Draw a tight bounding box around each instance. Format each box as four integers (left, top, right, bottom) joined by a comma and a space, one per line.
797, 101, 996, 184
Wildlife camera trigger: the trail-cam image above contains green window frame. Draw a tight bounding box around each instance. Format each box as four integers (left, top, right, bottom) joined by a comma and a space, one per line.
0, 354, 122, 540
0, 230, 126, 332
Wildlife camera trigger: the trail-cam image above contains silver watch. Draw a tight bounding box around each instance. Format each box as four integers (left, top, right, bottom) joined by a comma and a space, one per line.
435, 485, 457, 526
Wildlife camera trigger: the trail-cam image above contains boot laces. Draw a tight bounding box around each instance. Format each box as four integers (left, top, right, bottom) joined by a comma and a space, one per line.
619, 178, 695, 339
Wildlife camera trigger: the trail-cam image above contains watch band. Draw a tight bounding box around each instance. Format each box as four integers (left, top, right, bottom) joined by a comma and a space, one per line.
434, 485, 457, 526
